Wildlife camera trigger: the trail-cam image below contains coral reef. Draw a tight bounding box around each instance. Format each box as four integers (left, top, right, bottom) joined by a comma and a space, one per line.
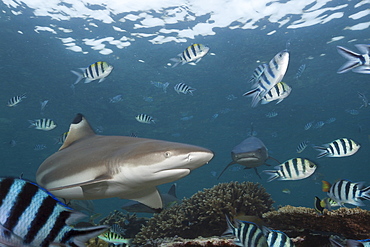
134, 181, 274, 246
263, 205, 370, 240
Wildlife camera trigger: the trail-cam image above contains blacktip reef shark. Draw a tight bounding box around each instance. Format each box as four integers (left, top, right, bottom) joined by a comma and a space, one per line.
36, 113, 214, 210
218, 136, 277, 179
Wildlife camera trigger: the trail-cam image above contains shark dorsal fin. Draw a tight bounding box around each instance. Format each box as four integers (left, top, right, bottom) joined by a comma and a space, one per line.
59, 113, 96, 151
167, 183, 177, 198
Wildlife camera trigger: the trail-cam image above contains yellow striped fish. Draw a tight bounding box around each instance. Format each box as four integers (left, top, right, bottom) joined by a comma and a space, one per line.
71, 61, 113, 84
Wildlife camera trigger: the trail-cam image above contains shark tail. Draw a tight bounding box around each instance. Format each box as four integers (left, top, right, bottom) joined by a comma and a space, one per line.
336, 46, 362, 74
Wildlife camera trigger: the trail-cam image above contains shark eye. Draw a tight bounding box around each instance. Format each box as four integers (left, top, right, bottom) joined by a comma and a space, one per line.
164, 151, 171, 158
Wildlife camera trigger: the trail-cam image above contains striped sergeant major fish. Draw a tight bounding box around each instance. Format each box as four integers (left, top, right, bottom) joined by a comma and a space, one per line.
260, 82, 292, 105
248, 64, 265, 84
314, 138, 360, 158
28, 118, 57, 131
71, 61, 113, 84
263, 227, 295, 247
135, 114, 155, 124
174, 83, 196, 95
170, 44, 210, 67
263, 158, 317, 182
0, 177, 108, 247
243, 50, 290, 107
223, 215, 268, 247
327, 179, 370, 207
337, 44, 370, 74
7, 93, 26, 107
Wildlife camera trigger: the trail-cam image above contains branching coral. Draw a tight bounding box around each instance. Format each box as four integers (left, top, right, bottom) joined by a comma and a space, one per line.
263, 205, 370, 239
134, 181, 274, 246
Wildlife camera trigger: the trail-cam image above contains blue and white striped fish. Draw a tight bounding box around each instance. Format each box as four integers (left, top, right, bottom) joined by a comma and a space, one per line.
243, 50, 290, 107
248, 64, 265, 84
314, 138, 360, 158
0, 177, 108, 247
260, 82, 292, 105
263, 158, 317, 182
327, 179, 370, 207
71, 61, 113, 84
135, 114, 155, 124
263, 227, 294, 247
170, 44, 210, 67
223, 215, 268, 247
28, 118, 57, 131
7, 93, 26, 107
337, 44, 370, 74
174, 83, 196, 95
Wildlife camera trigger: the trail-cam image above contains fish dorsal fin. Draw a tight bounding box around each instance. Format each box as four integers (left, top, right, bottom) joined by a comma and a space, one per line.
59, 113, 96, 151
167, 183, 177, 198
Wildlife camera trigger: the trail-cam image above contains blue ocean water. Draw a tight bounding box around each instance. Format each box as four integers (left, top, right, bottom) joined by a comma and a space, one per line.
0, 0, 369, 217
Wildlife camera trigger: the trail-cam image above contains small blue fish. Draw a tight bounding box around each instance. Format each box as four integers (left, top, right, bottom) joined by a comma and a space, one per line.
34, 144, 47, 151
346, 109, 359, 115
325, 117, 336, 124
313, 121, 325, 129
304, 121, 313, 130
265, 111, 278, 118
296, 141, 309, 153
109, 95, 123, 103
294, 64, 306, 79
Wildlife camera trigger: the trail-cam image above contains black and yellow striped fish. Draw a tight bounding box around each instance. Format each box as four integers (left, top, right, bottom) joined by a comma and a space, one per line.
170, 44, 210, 67
71, 61, 113, 84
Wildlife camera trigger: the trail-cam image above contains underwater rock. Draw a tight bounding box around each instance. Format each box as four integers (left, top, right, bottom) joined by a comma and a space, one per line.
263, 205, 370, 240
134, 181, 274, 246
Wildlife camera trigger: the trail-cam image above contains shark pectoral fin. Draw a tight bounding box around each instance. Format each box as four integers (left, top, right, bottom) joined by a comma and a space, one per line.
217, 161, 236, 179
253, 167, 262, 179
48, 175, 112, 191
124, 187, 163, 209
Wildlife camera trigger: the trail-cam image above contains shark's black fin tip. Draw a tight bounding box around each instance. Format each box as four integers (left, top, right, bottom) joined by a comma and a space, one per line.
73, 113, 84, 124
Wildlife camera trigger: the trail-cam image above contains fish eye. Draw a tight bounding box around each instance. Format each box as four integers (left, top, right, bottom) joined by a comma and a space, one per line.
164, 151, 171, 158
309, 163, 315, 168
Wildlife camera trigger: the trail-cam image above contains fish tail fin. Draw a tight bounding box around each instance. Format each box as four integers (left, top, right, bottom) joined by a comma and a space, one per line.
360, 185, 370, 201
66, 225, 109, 247
222, 215, 235, 236
170, 58, 181, 68
243, 88, 261, 107
262, 170, 280, 182
313, 146, 328, 158
71, 70, 83, 84
28, 120, 35, 128
336, 46, 362, 73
